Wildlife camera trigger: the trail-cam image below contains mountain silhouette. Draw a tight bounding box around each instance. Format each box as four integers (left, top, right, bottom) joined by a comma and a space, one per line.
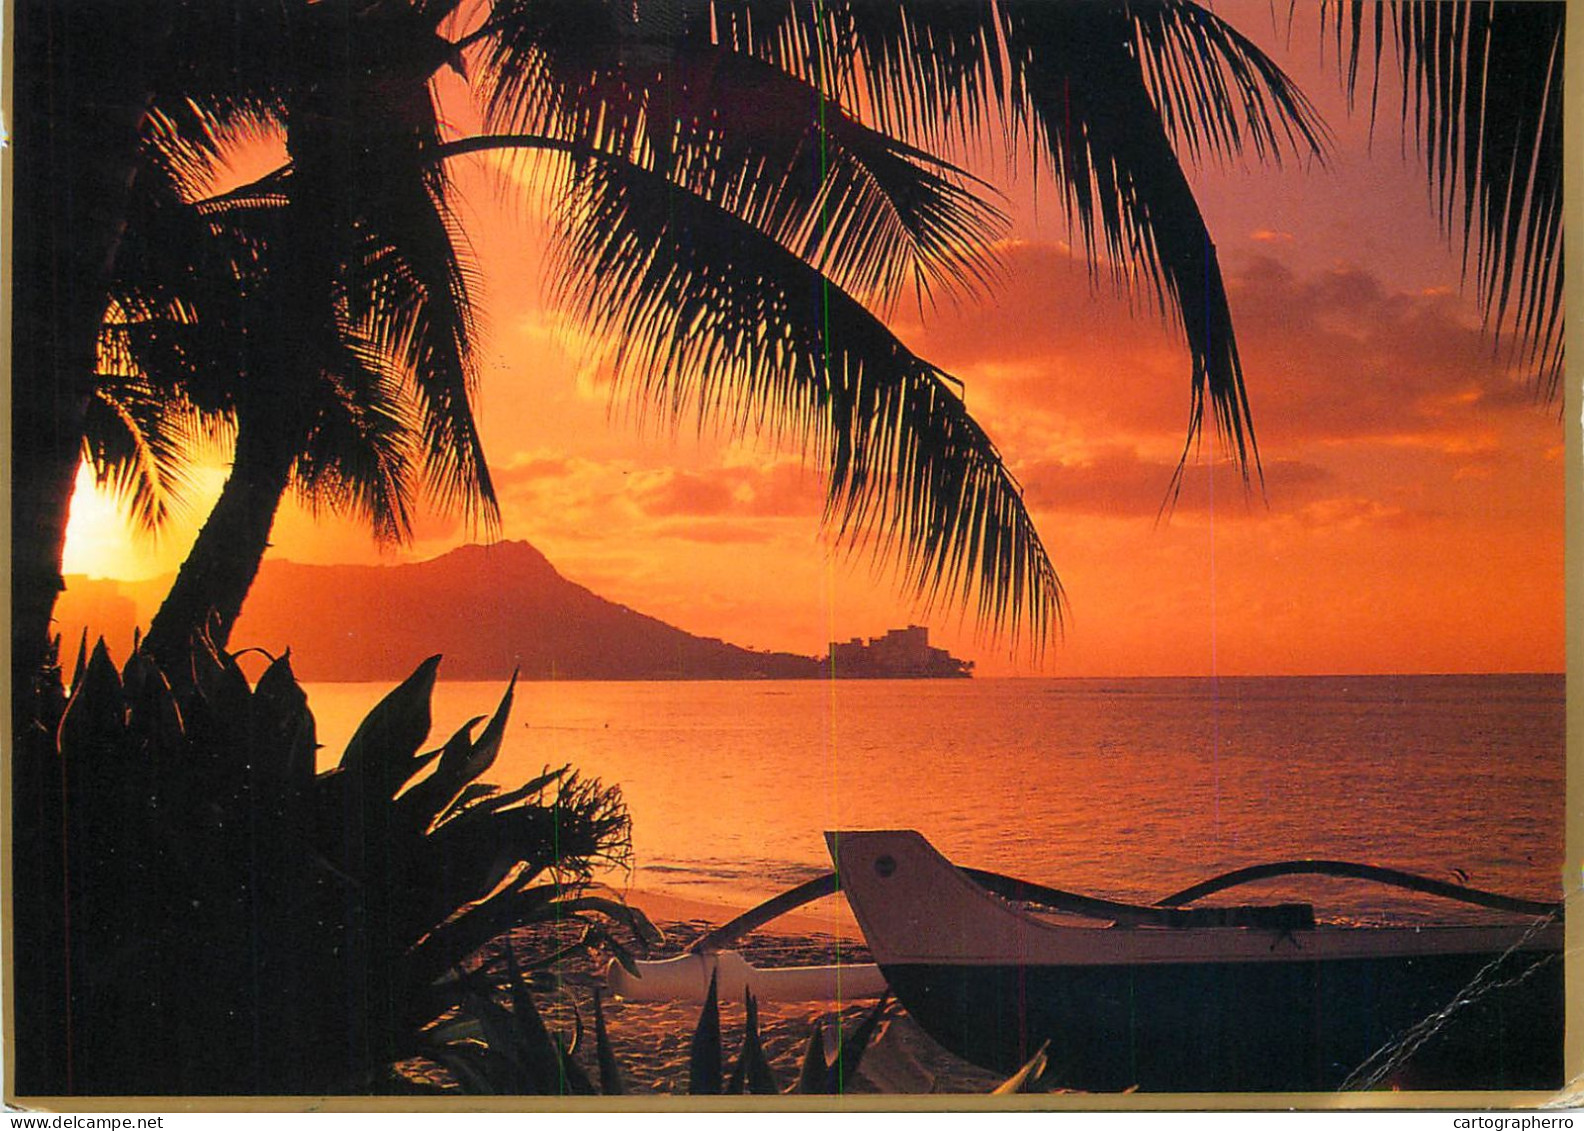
228, 540, 823, 681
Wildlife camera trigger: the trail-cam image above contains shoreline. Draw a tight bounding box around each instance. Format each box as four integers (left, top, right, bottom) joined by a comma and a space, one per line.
611, 884, 862, 945
471, 891, 1007, 1096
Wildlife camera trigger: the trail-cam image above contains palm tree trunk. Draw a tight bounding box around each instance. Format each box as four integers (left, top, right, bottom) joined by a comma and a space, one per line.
11, 7, 169, 1088
11, 0, 171, 703
143, 420, 297, 675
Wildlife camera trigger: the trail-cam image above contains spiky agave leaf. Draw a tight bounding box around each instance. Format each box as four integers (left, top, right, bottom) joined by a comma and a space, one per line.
1327, 1, 1564, 394
592, 988, 626, 1095
503, 944, 596, 1094
991, 1039, 1051, 1094
394, 715, 490, 834
793, 1020, 829, 1094
339, 654, 442, 791
413, 789, 631, 921
729, 989, 781, 1095
688, 969, 723, 1095
819, 991, 890, 1094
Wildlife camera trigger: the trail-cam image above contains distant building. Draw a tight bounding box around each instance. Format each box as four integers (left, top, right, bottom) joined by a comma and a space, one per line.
823, 625, 972, 679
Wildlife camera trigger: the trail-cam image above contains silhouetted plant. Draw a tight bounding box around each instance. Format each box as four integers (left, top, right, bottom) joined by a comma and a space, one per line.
18, 0, 1351, 684
415, 965, 898, 1096
420, 966, 1058, 1096
11, 639, 643, 1095
1324, 2, 1564, 394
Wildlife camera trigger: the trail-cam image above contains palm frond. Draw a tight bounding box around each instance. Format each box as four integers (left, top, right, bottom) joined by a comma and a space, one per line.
80, 376, 209, 533
998, 1, 1293, 476
305, 71, 499, 531
1127, 2, 1329, 168
704, 0, 1006, 151
292, 332, 421, 547
697, 1, 1325, 171
523, 138, 1063, 645
474, 3, 1008, 309
351, 182, 498, 530
1327, 1, 1564, 394
141, 97, 285, 200
695, 0, 1327, 474
135, 0, 294, 197
105, 158, 280, 416
120, 122, 498, 544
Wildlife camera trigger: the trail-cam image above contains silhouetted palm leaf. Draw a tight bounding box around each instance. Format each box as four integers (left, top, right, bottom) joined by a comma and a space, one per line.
452, 0, 1333, 646
80, 374, 211, 534
528, 138, 1063, 643
680, 0, 1325, 474
996, 2, 1323, 479
293, 334, 422, 546
477, 3, 1009, 309
277, 4, 497, 529
1327, 1, 1564, 393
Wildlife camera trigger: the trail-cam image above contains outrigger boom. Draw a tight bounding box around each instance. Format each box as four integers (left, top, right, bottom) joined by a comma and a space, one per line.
605, 831, 1562, 1091
827, 830, 1563, 1092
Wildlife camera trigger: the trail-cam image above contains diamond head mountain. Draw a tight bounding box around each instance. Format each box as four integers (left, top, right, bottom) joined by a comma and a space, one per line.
228, 540, 828, 681
57, 540, 972, 682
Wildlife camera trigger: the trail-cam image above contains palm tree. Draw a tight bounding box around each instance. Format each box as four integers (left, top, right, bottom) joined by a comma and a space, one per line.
10, 0, 287, 702
21, 0, 1328, 685
124, 2, 497, 672
101, 173, 489, 676
11, 0, 183, 700
1326, 2, 1564, 393
40, 2, 1566, 681
452, 0, 1327, 640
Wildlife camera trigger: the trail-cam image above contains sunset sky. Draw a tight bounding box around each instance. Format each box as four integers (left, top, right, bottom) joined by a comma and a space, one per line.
59, 3, 1566, 678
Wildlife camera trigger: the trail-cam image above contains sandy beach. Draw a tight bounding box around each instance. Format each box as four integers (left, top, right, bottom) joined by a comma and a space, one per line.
411, 886, 1008, 1096
575, 893, 1009, 1096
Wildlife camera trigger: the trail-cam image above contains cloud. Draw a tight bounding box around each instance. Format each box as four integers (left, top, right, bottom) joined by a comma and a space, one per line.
1018, 446, 1333, 519
1227, 257, 1544, 446
492, 455, 573, 487
630, 469, 737, 517
892, 241, 1552, 469
650, 519, 780, 545
484, 449, 831, 559
627, 461, 825, 521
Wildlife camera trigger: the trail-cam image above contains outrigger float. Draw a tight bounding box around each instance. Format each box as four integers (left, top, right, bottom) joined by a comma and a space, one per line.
607, 830, 1564, 1092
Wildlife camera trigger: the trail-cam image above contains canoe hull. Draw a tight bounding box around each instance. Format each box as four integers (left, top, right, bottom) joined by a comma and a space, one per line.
882, 948, 1562, 1091
828, 830, 1563, 1092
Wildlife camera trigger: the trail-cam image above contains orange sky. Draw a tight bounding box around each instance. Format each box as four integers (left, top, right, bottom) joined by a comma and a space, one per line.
59, 4, 1566, 677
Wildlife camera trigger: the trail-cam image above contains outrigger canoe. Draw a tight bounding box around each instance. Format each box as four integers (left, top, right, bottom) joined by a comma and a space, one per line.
826, 830, 1564, 1093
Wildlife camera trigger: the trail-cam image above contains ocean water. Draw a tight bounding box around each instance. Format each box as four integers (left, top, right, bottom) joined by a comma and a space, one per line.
303, 674, 1565, 924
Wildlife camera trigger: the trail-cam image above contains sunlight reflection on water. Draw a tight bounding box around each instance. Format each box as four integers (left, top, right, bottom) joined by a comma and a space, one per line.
304, 674, 1563, 922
